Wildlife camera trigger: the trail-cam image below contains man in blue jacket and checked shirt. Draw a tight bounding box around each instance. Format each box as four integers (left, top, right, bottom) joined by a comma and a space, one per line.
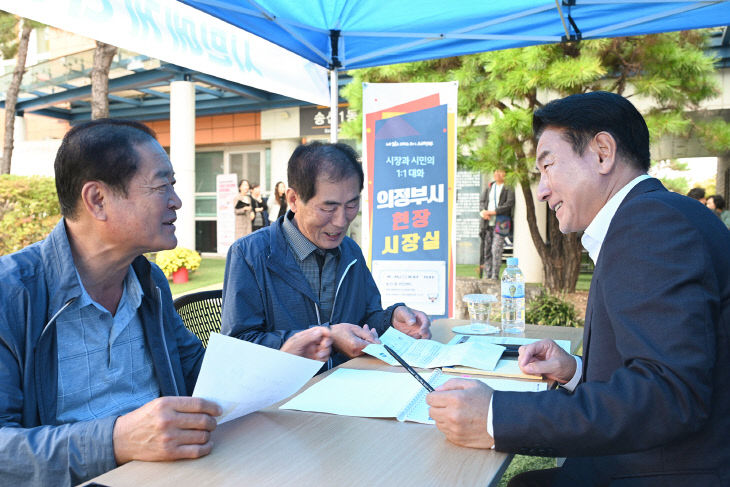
222, 141, 431, 367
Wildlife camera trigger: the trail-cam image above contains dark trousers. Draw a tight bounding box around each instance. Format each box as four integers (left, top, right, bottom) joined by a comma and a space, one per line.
507, 468, 561, 487
480, 226, 506, 279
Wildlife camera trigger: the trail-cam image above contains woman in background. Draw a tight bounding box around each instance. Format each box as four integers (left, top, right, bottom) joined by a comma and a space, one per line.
233, 179, 252, 239
268, 181, 288, 223
706, 194, 730, 229
250, 183, 269, 232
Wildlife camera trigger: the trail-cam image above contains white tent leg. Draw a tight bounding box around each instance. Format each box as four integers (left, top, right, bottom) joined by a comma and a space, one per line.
330, 69, 338, 143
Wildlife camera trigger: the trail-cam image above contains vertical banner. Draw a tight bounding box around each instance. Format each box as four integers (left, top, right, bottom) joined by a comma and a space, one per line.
216, 174, 239, 255
363, 82, 457, 319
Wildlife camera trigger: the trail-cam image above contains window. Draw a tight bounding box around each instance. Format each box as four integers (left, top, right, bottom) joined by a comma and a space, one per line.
229, 152, 261, 185
194, 149, 266, 253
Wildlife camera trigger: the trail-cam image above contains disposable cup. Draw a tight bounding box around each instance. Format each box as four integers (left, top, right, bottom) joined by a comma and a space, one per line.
462, 294, 497, 332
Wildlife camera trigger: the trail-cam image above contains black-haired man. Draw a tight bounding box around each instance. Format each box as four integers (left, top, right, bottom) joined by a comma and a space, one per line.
0, 120, 330, 485
428, 92, 730, 486
222, 141, 431, 366
687, 186, 706, 204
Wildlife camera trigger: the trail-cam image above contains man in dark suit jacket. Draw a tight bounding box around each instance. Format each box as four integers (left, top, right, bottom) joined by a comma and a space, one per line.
427, 91, 730, 486
479, 169, 515, 279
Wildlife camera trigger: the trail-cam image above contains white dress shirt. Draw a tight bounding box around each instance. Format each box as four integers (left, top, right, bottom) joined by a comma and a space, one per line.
487, 183, 504, 227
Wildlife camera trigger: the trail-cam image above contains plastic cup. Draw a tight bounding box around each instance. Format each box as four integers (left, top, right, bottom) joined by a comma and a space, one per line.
462, 294, 498, 332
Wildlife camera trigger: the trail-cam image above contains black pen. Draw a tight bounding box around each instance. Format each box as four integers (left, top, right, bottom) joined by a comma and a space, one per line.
383, 344, 435, 393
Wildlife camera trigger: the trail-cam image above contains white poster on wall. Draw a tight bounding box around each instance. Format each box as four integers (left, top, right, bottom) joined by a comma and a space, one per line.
371, 260, 446, 316
216, 173, 238, 255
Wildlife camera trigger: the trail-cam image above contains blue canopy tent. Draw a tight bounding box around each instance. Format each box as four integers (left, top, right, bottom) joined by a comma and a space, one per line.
180, 0, 730, 138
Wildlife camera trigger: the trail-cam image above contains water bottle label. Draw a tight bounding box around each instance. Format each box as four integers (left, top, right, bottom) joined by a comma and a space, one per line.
502, 282, 525, 299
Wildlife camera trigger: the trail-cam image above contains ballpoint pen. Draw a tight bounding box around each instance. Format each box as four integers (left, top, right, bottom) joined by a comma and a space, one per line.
383, 344, 435, 393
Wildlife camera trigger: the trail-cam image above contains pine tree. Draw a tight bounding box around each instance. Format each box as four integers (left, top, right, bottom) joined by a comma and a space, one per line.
342, 30, 730, 292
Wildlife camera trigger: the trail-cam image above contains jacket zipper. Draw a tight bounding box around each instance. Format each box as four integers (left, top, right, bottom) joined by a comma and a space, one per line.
316, 258, 356, 370
156, 287, 180, 396
40, 298, 77, 341
330, 259, 357, 323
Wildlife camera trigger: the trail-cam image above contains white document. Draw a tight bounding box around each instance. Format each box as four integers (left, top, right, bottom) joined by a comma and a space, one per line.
281, 368, 547, 424
363, 327, 504, 371
193, 333, 324, 424
443, 335, 573, 378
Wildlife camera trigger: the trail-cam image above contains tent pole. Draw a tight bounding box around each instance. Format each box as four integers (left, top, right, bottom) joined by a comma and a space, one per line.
330, 69, 338, 143
554, 0, 570, 39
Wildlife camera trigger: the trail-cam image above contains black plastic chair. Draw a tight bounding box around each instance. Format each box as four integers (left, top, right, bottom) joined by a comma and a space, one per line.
173, 289, 223, 347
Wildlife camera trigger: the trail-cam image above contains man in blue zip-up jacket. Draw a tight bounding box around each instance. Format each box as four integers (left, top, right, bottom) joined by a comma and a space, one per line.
222, 142, 431, 366
0, 120, 330, 486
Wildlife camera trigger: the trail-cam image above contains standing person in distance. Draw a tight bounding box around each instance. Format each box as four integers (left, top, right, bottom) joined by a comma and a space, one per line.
268, 181, 288, 223
478, 169, 515, 279
233, 179, 253, 239
686, 186, 706, 204
706, 194, 730, 229
250, 183, 269, 232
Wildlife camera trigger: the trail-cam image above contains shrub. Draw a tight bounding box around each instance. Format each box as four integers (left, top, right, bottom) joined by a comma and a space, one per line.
155, 247, 202, 277
526, 292, 584, 327
0, 175, 60, 256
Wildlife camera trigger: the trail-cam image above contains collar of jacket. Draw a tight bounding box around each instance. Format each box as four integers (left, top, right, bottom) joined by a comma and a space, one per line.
39, 219, 164, 323
620, 177, 664, 205
39, 219, 85, 323
265, 216, 360, 302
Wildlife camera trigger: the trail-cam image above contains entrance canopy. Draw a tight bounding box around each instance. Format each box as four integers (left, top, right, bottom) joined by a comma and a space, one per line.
0, 48, 334, 122
179, 0, 730, 70
0, 0, 331, 105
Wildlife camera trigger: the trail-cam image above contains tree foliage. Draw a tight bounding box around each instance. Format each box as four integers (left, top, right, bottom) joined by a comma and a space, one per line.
0, 12, 21, 59
341, 30, 729, 291
526, 292, 584, 328
0, 175, 60, 255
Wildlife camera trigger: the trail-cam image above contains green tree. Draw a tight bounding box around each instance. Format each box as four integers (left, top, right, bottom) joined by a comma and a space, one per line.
0, 13, 39, 174
342, 30, 730, 292
652, 159, 691, 194
0, 175, 60, 255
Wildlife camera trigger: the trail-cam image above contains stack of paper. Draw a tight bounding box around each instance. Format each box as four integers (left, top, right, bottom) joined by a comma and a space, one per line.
442, 335, 572, 379
281, 368, 547, 424
193, 333, 324, 424
363, 327, 504, 371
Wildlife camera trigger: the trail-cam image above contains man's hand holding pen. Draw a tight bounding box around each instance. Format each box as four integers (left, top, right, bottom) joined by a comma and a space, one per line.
426, 379, 495, 449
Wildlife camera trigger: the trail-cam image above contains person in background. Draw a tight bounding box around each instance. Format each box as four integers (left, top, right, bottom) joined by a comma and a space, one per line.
268, 181, 288, 223
0, 120, 331, 486
687, 186, 706, 204
478, 169, 515, 279
233, 179, 252, 239
427, 92, 730, 486
250, 183, 269, 231
706, 194, 730, 229
222, 141, 431, 368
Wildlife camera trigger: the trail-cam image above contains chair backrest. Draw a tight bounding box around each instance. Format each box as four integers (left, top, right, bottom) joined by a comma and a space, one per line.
173, 289, 223, 347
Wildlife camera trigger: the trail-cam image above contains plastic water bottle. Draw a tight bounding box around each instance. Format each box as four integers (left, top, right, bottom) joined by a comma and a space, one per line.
501, 257, 525, 333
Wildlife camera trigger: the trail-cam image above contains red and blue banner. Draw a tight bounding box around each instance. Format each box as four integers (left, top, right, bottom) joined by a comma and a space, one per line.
363, 83, 457, 319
